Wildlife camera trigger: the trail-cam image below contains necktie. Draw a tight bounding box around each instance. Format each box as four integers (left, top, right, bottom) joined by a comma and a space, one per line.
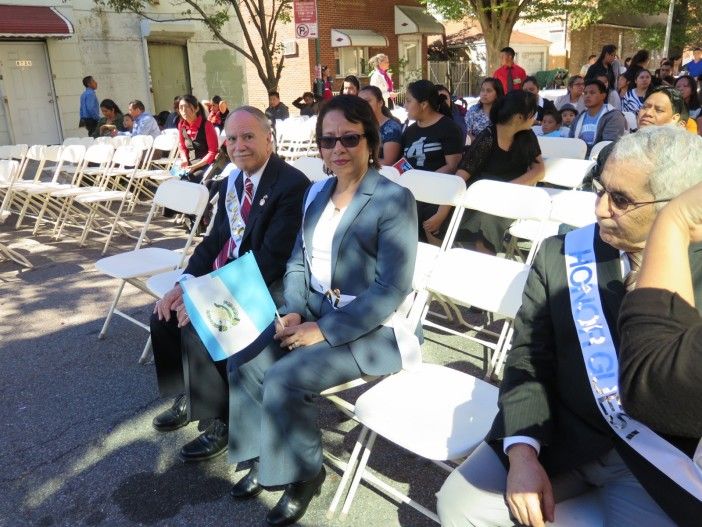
507, 67, 514, 92
213, 175, 254, 270
624, 251, 642, 292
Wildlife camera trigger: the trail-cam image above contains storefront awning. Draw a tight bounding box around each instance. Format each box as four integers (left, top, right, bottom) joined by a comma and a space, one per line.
395, 5, 444, 35
0, 5, 74, 38
331, 29, 388, 48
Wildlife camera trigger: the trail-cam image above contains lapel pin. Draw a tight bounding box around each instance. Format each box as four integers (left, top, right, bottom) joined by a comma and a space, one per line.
259, 194, 268, 206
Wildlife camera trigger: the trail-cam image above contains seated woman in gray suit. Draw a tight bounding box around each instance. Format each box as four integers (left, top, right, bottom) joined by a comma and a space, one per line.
226, 95, 418, 526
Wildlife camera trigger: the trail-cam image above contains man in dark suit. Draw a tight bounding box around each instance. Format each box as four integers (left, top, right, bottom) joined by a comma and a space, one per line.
150, 106, 309, 462
437, 126, 702, 526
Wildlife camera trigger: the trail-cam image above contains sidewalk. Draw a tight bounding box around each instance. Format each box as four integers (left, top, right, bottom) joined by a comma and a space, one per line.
0, 215, 487, 527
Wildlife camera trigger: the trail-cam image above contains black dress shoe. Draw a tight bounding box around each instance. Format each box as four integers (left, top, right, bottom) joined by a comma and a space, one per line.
152, 394, 189, 432
230, 462, 263, 499
179, 418, 228, 462
266, 467, 326, 526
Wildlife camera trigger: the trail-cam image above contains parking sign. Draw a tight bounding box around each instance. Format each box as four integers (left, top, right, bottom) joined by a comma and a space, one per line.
294, 0, 318, 39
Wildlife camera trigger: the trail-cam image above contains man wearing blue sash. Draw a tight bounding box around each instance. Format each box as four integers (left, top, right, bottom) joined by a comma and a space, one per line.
437, 127, 702, 526
149, 107, 309, 462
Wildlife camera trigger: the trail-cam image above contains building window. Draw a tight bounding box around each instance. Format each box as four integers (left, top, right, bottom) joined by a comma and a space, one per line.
336, 47, 369, 77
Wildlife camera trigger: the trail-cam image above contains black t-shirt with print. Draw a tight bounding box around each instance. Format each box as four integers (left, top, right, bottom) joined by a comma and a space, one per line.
401, 116, 464, 172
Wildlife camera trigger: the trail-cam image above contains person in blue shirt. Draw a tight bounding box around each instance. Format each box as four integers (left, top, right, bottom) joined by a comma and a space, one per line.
79, 76, 100, 136
114, 99, 161, 138
683, 47, 702, 79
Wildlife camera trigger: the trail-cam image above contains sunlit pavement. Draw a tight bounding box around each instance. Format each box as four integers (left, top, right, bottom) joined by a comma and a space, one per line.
0, 213, 490, 527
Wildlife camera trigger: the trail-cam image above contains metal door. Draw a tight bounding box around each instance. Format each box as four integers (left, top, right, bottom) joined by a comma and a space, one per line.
0, 42, 61, 145
148, 42, 191, 114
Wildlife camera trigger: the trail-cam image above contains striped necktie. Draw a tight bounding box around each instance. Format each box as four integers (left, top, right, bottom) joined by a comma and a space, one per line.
624, 251, 642, 292
213, 175, 254, 270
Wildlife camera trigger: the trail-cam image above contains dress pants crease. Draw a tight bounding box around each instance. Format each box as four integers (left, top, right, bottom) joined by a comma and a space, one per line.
228, 339, 366, 487
151, 312, 228, 422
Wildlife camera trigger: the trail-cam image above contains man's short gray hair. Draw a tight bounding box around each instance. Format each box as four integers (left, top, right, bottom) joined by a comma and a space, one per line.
225, 105, 271, 133
607, 126, 702, 209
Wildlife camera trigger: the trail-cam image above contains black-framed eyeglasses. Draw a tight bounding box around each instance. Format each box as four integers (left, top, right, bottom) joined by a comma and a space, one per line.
592, 176, 671, 211
319, 134, 365, 149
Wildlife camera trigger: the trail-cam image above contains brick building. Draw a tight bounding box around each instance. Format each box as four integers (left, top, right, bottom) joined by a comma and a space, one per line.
245, 1, 444, 114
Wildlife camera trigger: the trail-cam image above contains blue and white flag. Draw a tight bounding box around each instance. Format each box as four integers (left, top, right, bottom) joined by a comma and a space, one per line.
181, 251, 276, 362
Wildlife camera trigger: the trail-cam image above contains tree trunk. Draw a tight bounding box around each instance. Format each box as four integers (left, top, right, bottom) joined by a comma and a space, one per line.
473, 1, 520, 75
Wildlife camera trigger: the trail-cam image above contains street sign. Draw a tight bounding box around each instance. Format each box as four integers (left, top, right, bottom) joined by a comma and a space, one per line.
294, 0, 318, 39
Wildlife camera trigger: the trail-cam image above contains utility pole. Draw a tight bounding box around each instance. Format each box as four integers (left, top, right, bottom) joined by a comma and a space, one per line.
663, 0, 675, 58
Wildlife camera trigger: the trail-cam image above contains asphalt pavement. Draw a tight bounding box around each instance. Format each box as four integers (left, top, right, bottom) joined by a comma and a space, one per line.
0, 211, 491, 527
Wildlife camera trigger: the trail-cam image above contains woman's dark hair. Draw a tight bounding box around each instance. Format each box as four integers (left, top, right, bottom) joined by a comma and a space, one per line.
178, 94, 206, 118
478, 77, 504, 109
624, 57, 632, 67
597, 44, 617, 62
316, 95, 381, 173
675, 75, 701, 111
339, 75, 360, 95
211, 95, 222, 105
99, 99, 122, 115
648, 85, 689, 122
359, 85, 398, 122
407, 79, 452, 119
522, 76, 540, 90
630, 49, 650, 67
489, 90, 538, 125
542, 108, 562, 126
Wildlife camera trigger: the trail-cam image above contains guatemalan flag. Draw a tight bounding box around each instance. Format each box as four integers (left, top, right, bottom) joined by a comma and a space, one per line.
181, 251, 276, 362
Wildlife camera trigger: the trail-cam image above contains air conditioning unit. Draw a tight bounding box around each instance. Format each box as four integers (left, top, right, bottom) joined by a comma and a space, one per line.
283, 40, 298, 57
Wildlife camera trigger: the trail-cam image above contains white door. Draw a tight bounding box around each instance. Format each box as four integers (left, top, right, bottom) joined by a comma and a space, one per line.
0, 42, 61, 145
398, 35, 423, 88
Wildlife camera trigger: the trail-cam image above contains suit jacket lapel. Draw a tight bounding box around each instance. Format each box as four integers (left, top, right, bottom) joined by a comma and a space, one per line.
242, 156, 278, 244
330, 168, 380, 282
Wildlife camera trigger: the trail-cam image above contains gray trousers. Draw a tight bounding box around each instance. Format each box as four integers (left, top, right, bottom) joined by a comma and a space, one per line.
436, 442, 675, 527
227, 338, 363, 487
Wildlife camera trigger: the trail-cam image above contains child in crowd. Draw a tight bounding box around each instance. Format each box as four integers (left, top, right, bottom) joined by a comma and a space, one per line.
122, 114, 134, 132
540, 109, 563, 137
559, 104, 578, 131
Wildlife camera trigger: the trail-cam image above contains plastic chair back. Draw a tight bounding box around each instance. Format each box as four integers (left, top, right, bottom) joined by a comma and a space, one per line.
623, 111, 638, 131
152, 133, 178, 151
43, 145, 63, 163
153, 178, 209, 215
110, 135, 131, 147
379, 166, 400, 180
588, 141, 612, 161
549, 190, 596, 228
112, 145, 140, 167
542, 158, 595, 189
83, 143, 115, 165
460, 179, 551, 222
538, 136, 587, 159
25, 145, 47, 162
130, 135, 154, 153
60, 145, 86, 165
62, 137, 82, 146
0, 160, 19, 184
394, 169, 465, 206
293, 156, 326, 182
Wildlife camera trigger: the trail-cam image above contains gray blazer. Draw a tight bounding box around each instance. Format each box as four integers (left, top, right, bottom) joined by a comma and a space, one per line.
282, 168, 418, 375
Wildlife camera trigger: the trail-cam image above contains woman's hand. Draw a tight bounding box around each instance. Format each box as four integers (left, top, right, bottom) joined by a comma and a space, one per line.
665, 181, 702, 243
423, 207, 450, 237
274, 315, 325, 350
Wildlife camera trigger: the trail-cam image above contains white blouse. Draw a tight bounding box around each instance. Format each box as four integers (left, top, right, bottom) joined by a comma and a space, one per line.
309, 199, 347, 293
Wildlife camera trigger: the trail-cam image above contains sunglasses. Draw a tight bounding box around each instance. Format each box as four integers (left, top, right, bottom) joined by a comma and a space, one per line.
319, 134, 365, 149
592, 177, 671, 211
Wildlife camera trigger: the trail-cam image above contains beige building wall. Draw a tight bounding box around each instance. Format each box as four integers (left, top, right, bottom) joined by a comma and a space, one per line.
0, 0, 247, 143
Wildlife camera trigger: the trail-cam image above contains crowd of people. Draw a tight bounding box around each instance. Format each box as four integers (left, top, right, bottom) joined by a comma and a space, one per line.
76, 41, 702, 526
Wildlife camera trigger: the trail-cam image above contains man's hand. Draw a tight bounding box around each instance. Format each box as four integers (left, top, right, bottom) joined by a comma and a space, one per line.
506, 444, 555, 527
274, 313, 324, 350
154, 284, 186, 324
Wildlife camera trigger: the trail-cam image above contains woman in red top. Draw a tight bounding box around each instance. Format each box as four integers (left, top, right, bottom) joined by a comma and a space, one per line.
177, 94, 219, 183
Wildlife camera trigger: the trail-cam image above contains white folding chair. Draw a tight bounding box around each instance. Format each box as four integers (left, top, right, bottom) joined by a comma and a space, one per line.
538, 136, 587, 159
12, 145, 86, 229
623, 111, 638, 131
0, 145, 61, 219
328, 363, 498, 523
589, 140, 613, 161
378, 165, 400, 180
292, 156, 326, 182
95, 179, 209, 349
541, 157, 595, 192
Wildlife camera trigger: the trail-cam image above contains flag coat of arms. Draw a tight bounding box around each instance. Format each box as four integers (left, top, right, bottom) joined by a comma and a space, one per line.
181, 251, 276, 362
